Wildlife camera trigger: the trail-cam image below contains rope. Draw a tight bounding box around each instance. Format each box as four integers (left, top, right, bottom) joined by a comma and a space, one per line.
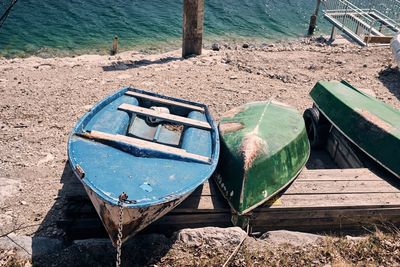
222, 224, 250, 267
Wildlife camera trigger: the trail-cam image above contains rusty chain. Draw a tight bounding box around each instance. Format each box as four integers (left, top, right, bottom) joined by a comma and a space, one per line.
116, 192, 128, 267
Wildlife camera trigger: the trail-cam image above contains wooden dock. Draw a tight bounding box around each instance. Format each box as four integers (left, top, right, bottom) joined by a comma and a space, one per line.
58, 128, 400, 241
59, 166, 400, 241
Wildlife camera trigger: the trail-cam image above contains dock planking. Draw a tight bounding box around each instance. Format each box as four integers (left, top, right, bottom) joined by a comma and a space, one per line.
60, 167, 400, 239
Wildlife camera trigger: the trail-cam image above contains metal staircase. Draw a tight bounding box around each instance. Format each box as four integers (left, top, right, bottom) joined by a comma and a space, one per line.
323, 0, 400, 46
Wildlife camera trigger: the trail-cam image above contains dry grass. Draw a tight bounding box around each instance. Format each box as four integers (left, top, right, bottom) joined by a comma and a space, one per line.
157, 229, 400, 267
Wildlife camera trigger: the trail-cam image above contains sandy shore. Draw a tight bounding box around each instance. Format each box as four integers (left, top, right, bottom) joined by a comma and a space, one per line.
0, 38, 400, 264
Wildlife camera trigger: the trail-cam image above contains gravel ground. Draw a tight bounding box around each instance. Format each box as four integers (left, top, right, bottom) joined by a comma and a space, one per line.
0, 37, 399, 265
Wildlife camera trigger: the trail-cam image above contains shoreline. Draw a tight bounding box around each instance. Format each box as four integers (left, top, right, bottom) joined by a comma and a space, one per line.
0, 34, 320, 59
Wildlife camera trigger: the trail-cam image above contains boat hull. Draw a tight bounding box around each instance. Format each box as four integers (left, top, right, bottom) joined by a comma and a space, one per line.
391, 34, 400, 68
68, 87, 219, 245
310, 81, 400, 178
84, 184, 188, 245
216, 101, 310, 215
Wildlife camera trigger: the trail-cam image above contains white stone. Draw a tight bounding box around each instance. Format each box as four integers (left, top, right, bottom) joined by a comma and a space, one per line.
174, 227, 247, 247
261, 230, 323, 247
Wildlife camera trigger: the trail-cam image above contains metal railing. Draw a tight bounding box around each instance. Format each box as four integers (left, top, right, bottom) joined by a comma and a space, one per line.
322, 0, 400, 46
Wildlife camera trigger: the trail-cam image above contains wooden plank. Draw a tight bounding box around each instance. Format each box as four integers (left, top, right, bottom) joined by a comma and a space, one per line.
172, 192, 400, 212
182, 0, 204, 58
364, 35, 393, 44
255, 207, 400, 220
285, 180, 399, 195
60, 164, 400, 240
299, 169, 381, 181
125, 90, 205, 113
118, 103, 211, 130
272, 192, 400, 208
82, 130, 211, 164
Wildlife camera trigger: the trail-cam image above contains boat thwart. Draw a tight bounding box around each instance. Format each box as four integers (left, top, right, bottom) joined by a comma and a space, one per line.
68, 87, 219, 245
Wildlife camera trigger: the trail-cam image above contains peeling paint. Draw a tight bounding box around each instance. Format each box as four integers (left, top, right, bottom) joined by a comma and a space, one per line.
221, 106, 245, 118
240, 132, 267, 171
356, 108, 393, 132
219, 122, 245, 135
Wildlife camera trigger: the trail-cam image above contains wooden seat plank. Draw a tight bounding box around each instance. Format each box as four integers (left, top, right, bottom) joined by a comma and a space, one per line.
81, 130, 211, 164
125, 90, 205, 113
118, 103, 211, 130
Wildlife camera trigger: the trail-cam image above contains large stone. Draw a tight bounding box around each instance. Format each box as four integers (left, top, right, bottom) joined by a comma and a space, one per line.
0, 234, 63, 260
174, 227, 247, 247
261, 230, 323, 247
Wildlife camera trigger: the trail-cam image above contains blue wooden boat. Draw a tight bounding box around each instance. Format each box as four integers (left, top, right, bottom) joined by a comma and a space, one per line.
67, 87, 219, 245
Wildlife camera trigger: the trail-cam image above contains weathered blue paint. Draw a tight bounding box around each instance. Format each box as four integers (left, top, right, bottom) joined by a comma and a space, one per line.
67, 87, 219, 243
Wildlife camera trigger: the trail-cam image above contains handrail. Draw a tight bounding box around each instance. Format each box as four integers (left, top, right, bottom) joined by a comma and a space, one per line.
322, 0, 400, 46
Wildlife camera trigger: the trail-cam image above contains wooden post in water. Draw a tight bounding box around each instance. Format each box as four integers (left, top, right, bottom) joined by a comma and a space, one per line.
110, 35, 118, 55
308, 0, 322, 35
182, 0, 204, 58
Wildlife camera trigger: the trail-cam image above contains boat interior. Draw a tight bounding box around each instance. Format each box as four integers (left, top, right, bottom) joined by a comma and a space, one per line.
76, 88, 215, 164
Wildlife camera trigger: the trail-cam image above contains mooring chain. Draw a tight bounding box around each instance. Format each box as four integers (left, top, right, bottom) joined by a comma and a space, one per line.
116, 192, 128, 267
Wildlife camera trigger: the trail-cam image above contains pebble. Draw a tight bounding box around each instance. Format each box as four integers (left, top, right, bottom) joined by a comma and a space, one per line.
37, 154, 54, 166
20, 201, 27, 205
211, 43, 220, 51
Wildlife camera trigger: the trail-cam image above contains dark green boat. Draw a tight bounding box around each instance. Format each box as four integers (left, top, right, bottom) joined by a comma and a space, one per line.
216, 101, 310, 215
310, 80, 400, 178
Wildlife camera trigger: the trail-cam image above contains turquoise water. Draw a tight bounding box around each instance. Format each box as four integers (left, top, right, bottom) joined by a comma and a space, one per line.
0, 0, 328, 58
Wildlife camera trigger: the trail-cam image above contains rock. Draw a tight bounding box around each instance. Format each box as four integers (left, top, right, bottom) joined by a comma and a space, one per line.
242, 43, 249, 49
229, 75, 238, 80
83, 105, 92, 111
315, 36, 327, 43
0, 178, 20, 205
308, 64, 317, 70
0, 234, 63, 260
261, 230, 323, 247
212, 43, 220, 51
20, 200, 27, 205
37, 153, 54, 165
174, 227, 247, 247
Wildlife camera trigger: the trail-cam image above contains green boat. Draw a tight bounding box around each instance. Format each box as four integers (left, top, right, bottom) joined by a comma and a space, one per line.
309, 80, 400, 178
216, 101, 310, 216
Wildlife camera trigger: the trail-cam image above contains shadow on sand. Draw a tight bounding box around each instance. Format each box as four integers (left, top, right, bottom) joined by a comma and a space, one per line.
31, 163, 175, 266
102, 56, 182, 72
378, 66, 400, 101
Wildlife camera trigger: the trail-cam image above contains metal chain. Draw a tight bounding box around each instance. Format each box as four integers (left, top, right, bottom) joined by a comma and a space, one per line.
116, 193, 128, 267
